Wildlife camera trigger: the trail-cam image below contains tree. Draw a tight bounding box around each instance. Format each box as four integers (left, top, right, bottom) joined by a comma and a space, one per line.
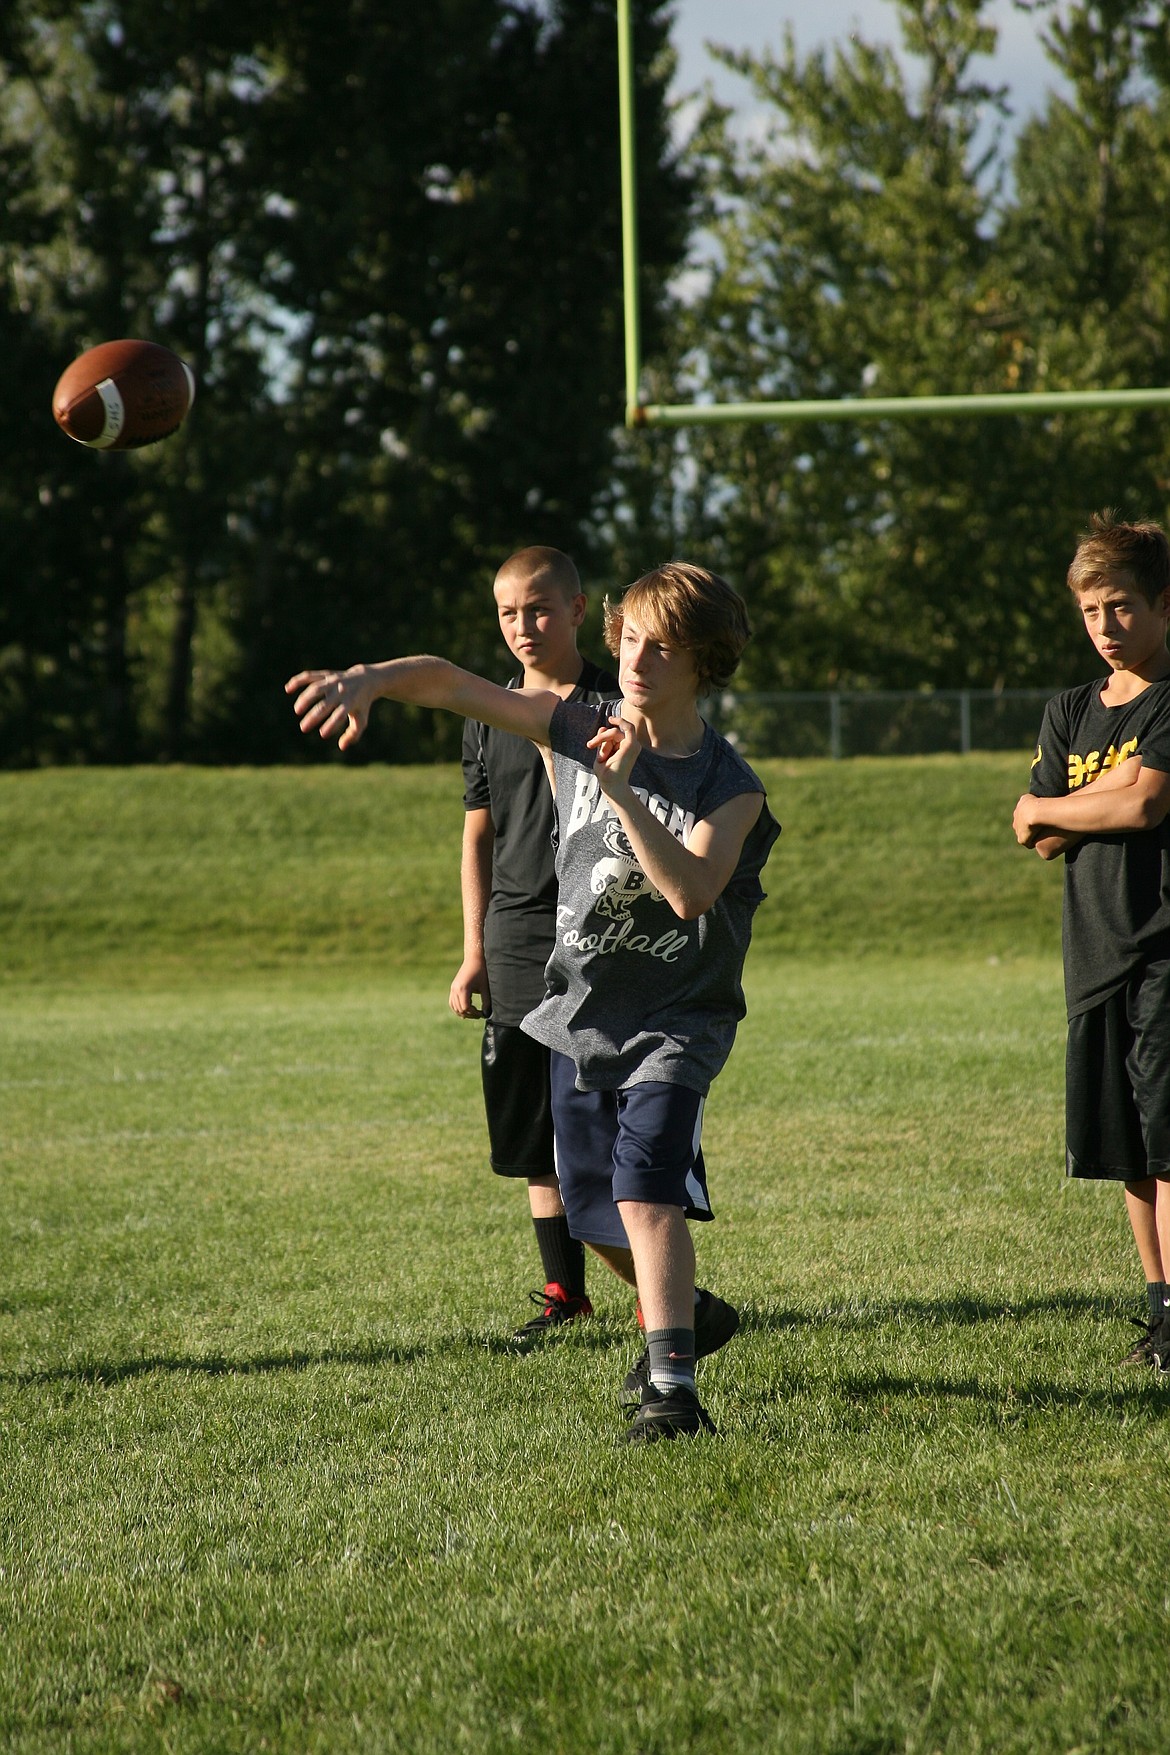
617, 0, 1170, 696
1, 0, 293, 761
224, 0, 689, 763
0, 0, 689, 765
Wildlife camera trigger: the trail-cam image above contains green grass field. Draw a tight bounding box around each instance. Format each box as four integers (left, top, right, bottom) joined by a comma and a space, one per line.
3, 756, 1167, 1753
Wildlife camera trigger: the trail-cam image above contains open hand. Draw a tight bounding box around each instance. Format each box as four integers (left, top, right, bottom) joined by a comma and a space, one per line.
285, 666, 372, 751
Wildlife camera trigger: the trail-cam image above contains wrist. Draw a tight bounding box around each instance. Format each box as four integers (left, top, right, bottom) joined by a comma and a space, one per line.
598, 771, 636, 811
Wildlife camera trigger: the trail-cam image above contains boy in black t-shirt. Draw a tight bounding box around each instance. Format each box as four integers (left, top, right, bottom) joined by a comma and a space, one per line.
1013, 513, 1170, 1368
448, 547, 616, 1340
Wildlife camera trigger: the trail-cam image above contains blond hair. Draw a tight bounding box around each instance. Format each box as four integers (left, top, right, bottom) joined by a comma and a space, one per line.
603, 562, 750, 694
1067, 512, 1170, 605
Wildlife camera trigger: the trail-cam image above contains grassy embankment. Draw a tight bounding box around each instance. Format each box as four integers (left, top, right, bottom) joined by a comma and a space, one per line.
3, 757, 1165, 1754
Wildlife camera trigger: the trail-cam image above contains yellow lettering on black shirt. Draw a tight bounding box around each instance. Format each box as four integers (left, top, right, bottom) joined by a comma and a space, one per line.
1067, 737, 1139, 789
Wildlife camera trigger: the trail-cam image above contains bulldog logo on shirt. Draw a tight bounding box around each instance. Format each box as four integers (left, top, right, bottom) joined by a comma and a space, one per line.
590, 818, 664, 920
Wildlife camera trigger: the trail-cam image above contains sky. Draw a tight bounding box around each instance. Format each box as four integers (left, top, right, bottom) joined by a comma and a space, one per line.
667, 0, 1069, 141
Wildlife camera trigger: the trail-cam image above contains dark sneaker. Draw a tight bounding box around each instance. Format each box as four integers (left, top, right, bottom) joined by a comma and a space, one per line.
619, 1289, 740, 1408
1152, 1314, 1170, 1376
511, 1282, 592, 1343
1119, 1316, 1160, 1367
621, 1382, 716, 1443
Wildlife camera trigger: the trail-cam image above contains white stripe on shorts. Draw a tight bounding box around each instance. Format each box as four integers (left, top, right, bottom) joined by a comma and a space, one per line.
684, 1096, 709, 1213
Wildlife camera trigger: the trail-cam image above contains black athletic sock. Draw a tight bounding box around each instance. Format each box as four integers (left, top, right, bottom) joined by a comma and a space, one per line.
533, 1216, 586, 1300
1147, 1281, 1169, 1326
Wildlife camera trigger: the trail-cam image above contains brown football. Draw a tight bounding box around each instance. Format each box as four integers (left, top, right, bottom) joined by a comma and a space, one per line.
52, 339, 196, 450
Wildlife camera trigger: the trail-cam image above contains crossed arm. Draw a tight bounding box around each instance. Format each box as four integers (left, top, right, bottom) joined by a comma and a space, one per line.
1013, 757, 1170, 859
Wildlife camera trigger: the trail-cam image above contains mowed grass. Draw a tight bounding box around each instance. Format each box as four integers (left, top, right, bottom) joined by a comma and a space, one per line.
2, 757, 1167, 1753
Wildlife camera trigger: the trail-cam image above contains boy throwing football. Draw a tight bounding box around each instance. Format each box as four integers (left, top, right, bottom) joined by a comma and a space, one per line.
289, 562, 779, 1440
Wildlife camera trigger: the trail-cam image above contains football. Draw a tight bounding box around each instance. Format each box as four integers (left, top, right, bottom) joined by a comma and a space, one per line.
52, 339, 196, 450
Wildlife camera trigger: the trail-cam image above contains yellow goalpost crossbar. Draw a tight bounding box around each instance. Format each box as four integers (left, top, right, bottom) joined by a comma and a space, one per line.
615, 0, 1170, 429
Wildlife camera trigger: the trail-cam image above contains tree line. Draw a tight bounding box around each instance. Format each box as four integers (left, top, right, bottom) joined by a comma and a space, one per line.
2, 0, 1169, 766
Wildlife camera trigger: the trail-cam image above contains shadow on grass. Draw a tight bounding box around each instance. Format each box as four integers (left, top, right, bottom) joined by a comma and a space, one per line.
5, 1341, 426, 1388
742, 1290, 1130, 1333
4, 1318, 636, 1389
5, 1297, 1145, 1394
835, 1369, 1168, 1416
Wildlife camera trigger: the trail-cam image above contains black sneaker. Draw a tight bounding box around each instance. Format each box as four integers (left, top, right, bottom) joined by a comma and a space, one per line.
621, 1382, 716, 1443
511, 1282, 593, 1344
1152, 1314, 1170, 1376
619, 1289, 740, 1408
1119, 1316, 1160, 1367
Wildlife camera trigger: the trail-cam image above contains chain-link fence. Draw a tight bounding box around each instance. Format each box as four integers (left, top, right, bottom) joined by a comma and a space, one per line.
699, 689, 1053, 760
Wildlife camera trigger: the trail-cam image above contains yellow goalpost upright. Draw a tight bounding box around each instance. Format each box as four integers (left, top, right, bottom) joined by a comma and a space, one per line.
615, 0, 1170, 431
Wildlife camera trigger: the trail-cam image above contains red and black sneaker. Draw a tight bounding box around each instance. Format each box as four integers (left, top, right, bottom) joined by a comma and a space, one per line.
511, 1282, 593, 1344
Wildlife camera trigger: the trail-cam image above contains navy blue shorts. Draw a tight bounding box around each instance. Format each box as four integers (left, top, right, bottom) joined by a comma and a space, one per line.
549, 1050, 714, 1248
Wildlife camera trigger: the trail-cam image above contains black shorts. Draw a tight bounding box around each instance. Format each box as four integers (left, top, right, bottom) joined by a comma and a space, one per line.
482, 913, 551, 1028
481, 1021, 555, 1179
549, 1050, 714, 1248
1066, 958, 1170, 1182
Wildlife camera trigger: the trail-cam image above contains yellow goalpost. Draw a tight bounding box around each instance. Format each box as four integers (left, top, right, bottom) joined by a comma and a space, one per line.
616, 0, 1170, 430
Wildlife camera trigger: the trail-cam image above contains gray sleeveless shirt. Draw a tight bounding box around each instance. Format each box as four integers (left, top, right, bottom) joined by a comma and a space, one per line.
521, 700, 780, 1093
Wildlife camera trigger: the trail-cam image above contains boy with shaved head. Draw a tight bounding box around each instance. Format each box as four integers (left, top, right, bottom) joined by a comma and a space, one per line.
449, 546, 616, 1339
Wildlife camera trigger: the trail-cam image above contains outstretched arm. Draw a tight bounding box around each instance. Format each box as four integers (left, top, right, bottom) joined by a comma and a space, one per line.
587, 716, 763, 920
1014, 757, 1170, 858
286, 657, 557, 752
